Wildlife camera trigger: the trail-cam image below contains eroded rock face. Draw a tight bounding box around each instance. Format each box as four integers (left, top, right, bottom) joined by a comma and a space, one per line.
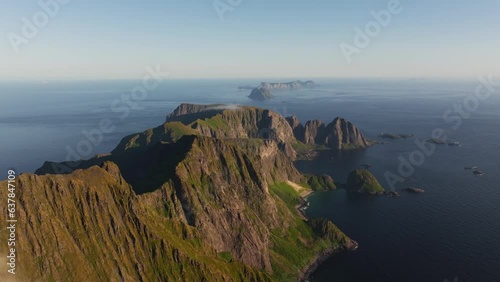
6, 134, 349, 281
304, 120, 326, 145
324, 117, 369, 150
23, 104, 358, 281
3, 161, 272, 281
286, 115, 305, 142
287, 116, 369, 150
166, 103, 225, 120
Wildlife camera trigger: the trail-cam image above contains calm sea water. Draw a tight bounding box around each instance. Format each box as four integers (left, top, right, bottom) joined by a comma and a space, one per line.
0, 78, 499, 281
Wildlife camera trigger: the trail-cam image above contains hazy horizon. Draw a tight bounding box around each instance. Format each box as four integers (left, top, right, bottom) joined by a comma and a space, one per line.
2, 0, 499, 80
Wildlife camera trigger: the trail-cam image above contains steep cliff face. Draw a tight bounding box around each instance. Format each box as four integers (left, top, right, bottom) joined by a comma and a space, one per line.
36, 105, 370, 179
286, 116, 370, 150
10, 133, 351, 281
161, 136, 304, 271
166, 103, 226, 121
120, 104, 367, 155
303, 120, 326, 145
112, 104, 297, 158
1, 162, 269, 282
286, 116, 305, 142
324, 118, 369, 150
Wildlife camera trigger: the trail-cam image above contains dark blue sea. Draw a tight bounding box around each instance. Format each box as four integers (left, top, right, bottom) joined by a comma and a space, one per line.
1, 78, 499, 281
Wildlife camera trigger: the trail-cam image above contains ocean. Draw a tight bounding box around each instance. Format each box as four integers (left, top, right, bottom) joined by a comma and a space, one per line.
0, 78, 499, 281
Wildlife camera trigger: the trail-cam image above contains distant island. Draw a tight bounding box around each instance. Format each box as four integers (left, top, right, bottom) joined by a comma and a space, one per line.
249, 87, 273, 100
426, 138, 461, 146
258, 80, 318, 90
378, 133, 414, 139
245, 80, 319, 100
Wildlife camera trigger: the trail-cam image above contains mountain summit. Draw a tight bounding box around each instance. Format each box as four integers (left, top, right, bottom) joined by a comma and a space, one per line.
9, 104, 366, 281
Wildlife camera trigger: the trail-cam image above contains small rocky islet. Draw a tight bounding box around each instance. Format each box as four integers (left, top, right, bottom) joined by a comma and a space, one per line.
426, 138, 461, 146
345, 169, 386, 194
378, 133, 414, 139
403, 187, 425, 193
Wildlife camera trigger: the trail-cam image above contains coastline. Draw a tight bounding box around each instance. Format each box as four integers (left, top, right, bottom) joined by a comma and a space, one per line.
298, 239, 359, 282
296, 190, 359, 282
295, 189, 313, 220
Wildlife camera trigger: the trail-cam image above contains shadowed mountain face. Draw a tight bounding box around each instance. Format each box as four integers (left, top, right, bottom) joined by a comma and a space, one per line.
14, 104, 366, 280
2, 133, 352, 281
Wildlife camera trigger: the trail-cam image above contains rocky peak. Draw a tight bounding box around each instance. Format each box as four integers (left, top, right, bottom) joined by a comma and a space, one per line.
304, 120, 326, 145
324, 117, 369, 150
287, 116, 369, 150
285, 116, 305, 142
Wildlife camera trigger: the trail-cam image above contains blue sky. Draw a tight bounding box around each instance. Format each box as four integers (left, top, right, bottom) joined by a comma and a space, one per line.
1, 0, 499, 79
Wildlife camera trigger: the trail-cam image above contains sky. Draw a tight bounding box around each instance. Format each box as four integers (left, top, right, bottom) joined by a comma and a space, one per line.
1, 0, 499, 80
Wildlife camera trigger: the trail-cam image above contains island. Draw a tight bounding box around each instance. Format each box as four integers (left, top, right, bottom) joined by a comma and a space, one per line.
247, 80, 318, 100
346, 169, 385, 194
403, 187, 425, 193
258, 80, 318, 90
426, 138, 447, 145
378, 133, 414, 139
426, 138, 461, 146
248, 87, 273, 100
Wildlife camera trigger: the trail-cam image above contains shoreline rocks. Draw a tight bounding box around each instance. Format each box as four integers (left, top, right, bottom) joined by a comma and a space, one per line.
403, 187, 425, 193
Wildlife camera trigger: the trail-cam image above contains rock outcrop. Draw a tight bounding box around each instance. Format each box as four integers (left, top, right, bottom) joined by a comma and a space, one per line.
324, 117, 370, 150
286, 116, 370, 150
248, 87, 273, 100
167, 103, 225, 118
303, 120, 326, 145
346, 169, 385, 194
105, 104, 295, 160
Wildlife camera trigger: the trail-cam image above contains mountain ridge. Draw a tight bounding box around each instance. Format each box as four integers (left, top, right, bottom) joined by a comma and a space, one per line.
13, 103, 369, 281
5, 122, 356, 281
